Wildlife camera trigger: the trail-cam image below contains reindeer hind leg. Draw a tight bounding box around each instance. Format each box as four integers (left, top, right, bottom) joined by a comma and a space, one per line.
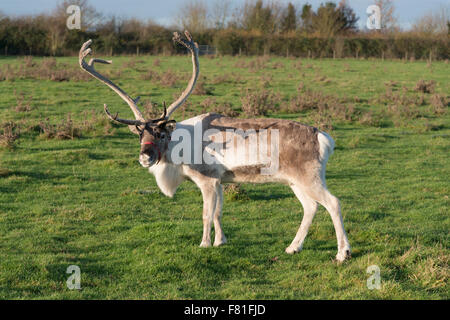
306, 184, 351, 262
286, 184, 318, 254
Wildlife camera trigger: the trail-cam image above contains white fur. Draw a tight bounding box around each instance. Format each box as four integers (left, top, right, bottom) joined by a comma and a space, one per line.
317, 131, 335, 164
149, 162, 184, 198
148, 114, 207, 198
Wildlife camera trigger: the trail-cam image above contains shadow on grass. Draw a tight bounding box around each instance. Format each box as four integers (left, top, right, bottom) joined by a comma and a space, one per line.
244, 190, 293, 201
8, 170, 63, 180
0, 170, 66, 194
87, 153, 109, 160
327, 171, 366, 180
367, 210, 391, 221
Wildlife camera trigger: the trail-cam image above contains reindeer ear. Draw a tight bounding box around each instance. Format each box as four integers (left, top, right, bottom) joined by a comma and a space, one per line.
157, 120, 176, 133
164, 120, 176, 133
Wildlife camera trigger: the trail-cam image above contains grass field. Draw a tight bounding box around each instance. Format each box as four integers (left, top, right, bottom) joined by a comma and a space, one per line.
0, 53, 448, 299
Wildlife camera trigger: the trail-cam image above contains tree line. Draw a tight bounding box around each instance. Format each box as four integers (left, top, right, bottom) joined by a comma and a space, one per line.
0, 0, 448, 59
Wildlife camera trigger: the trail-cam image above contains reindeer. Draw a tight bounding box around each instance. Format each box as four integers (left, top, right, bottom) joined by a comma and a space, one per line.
79, 31, 351, 262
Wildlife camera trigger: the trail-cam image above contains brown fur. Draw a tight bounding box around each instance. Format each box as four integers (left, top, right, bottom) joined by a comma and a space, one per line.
200, 113, 321, 184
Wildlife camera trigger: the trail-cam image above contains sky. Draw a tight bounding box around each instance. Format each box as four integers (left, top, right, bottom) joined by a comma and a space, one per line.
0, 0, 449, 30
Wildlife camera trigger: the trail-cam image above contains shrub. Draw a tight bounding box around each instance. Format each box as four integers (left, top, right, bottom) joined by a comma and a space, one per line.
159, 69, 178, 88
358, 111, 383, 127
0, 121, 20, 149
224, 184, 250, 201
193, 80, 214, 95
211, 73, 232, 85
241, 89, 277, 116
286, 89, 338, 113
13, 91, 33, 112
200, 98, 240, 117
414, 80, 436, 94
430, 94, 448, 115
39, 114, 82, 140
141, 70, 160, 81
142, 100, 165, 119
260, 74, 273, 88
153, 58, 161, 67
213, 102, 240, 117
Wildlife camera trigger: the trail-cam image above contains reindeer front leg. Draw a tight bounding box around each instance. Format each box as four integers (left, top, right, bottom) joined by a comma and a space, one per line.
197, 179, 219, 247
213, 183, 227, 247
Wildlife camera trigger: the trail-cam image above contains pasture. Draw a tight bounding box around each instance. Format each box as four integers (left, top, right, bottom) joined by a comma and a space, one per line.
0, 53, 448, 299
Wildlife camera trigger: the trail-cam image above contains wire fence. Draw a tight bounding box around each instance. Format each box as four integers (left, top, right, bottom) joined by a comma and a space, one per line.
197, 45, 217, 56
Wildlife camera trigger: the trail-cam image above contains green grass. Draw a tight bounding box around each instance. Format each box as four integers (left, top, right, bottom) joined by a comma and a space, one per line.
0, 55, 448, 299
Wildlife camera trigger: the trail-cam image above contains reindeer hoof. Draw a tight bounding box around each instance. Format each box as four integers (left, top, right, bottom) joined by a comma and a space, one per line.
213, 237, 227, 247
335, 249, 352, 262
199, 241, 211, 248
285, 246, 300, 254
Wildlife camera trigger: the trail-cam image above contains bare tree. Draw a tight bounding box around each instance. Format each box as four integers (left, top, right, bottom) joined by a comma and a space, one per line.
177, 0, 209, 33
235, 0, 282, 34
300, 3, 313, 33
55, 0, 102, 30
46, 14, 66, 56
374, 0, 398, 32
412, 5, 450, 36
210, 0, 232, 30
281, 2, 297, 33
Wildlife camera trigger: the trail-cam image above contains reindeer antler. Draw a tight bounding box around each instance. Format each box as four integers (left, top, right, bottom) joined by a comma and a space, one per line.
79, 39, 146, 126
79, 31, 199, 126
165, 31, 200, 120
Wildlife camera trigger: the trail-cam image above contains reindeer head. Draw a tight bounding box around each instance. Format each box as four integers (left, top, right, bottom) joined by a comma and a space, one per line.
102, 101, 177, 167
128, 104, 176, 167
79, 31, 199, 168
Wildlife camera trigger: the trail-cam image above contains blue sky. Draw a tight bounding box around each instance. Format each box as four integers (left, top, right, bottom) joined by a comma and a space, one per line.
1, 0, 448, 29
